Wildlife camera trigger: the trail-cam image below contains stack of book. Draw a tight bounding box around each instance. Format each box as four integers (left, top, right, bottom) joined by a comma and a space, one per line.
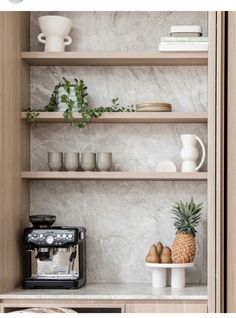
159, 25, 208, 52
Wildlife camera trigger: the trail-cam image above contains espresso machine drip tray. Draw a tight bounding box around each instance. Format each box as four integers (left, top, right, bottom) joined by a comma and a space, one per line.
34, 272, 79, 280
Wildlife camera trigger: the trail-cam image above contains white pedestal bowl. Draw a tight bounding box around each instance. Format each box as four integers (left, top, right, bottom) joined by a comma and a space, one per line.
145, 262, 194, 289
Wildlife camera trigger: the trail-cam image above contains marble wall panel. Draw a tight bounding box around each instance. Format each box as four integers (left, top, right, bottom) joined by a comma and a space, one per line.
30, 12, 208, 284
30, 123, 207, 172
30, 12, 208, 52
30, 181, 207, 284
30, 66, 207, 112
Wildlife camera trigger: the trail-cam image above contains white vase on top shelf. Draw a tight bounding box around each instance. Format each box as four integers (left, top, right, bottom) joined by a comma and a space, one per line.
38, 16, 73, 52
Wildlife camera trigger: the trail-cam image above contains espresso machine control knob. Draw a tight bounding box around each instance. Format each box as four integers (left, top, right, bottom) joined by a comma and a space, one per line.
46, 235, 54, 245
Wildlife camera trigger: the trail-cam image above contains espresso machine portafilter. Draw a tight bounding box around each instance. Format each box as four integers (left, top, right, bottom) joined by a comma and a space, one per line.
22, 215, 86, 289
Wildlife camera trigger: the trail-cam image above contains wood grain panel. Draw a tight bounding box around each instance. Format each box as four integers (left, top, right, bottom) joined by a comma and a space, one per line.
0, 299, 207, 313
216, 12, 226, 313
0, 12, 30, 293
126, 301, 208, 313
21, 112, 208, 123
21, 51, 208, 66
207, 11, 217, 313
227, 12, 236, 313
21, 171, 208, 181
1, 301, 125, 313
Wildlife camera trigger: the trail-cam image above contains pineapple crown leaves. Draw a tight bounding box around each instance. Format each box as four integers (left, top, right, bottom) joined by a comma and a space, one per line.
171, 198, 203, 236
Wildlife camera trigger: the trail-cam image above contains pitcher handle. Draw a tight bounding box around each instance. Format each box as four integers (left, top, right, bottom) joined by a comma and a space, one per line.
38, 33, 46, 44
64, 36, 72, 46
196, 136, 206, 171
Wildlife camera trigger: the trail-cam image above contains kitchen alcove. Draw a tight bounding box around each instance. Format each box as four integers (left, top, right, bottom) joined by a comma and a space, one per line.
0, 11, 224, 313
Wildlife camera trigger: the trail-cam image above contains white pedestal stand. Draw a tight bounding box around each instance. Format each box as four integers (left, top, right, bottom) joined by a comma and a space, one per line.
145, 263, 194, 288
152, 268, 167, 288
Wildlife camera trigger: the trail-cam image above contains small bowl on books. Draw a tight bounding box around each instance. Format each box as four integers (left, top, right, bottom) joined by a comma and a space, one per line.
170, 25, 202, 37
136, 102, 172, 112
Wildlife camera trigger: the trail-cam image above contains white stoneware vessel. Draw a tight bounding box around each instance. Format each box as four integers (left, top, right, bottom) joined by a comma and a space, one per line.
38, 16, 72, 52
64, 153, 80, 171
81, 153, 96, 172
97, 152, 112, 171
180, 134, 206, 172
48, 152, 63, 171
57, 86, 79, 112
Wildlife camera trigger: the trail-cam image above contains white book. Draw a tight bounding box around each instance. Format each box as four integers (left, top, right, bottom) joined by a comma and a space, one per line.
159, 48, 208, 52
159, 42, 208, 52
160, 42, 208, 47
170, 32, 202, 37
160, 36, 208, 42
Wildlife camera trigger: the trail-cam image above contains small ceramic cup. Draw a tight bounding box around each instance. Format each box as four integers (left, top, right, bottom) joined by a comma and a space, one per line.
97, 152, 112, 171
81, 152, 96, 171
48, 152, 63, 171
64, 152, 80, 171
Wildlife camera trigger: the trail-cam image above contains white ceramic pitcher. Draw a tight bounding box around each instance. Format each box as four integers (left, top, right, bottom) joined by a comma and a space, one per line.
38, 16, 72, 52
180, 134, 206, 172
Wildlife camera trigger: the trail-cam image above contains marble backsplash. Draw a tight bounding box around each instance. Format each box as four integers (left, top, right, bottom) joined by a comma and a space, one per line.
30, 11, 208, 52
30, 181, 207, 284
30, 66, 207, 112
30, 12, 208, 284
30, 123, 207, 172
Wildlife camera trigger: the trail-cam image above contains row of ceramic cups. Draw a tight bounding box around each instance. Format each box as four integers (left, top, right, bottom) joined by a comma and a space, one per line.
48, 152, 112, 172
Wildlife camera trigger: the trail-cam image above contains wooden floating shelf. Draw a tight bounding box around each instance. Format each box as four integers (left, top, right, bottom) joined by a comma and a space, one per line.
21, 172, 208, 181
21, 112, 208, 123
21, 52, 208, 66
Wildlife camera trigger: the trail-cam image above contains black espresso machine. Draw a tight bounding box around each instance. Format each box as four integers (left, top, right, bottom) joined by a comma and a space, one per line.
22, 215, 86, 289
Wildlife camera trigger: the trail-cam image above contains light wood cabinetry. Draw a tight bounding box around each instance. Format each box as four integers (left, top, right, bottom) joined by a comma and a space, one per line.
21, 111, 208, 123
21, 171, 207, 181
0, 11, 226, 313
0, 301, 125, 313
215, 12, 226, 313
0, 12, 30, 294
207, 11, 226, 313
21, 51, 208, 66
227, 11, 236, 313
0, 299, 207, 313
0, 284, 208, 312
207, 12, 217, 312
126, 301, 208, 313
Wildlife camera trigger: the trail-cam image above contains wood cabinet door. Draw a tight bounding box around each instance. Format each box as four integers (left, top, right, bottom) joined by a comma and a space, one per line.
126, 301, 208, 313
0, 12, 30, 293
227, 11, 236, 313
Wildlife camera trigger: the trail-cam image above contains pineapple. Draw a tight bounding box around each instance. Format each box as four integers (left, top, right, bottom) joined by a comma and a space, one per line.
171, 198, 202, 263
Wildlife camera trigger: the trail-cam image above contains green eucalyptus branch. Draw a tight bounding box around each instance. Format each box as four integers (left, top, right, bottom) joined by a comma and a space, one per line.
25, 108, 40, 124
25, 78, 135, 128
44, 83, 61, 112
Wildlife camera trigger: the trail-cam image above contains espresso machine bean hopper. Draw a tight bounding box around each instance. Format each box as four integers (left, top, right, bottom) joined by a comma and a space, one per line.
22, 215, 86, 289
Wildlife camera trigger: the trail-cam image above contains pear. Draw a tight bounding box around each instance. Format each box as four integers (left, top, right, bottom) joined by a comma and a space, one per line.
160, 254, 172, 263
145, 244, 160, 263
160, 246, 172, 263
156, 242, 163, 255
162, 246, 171, 255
